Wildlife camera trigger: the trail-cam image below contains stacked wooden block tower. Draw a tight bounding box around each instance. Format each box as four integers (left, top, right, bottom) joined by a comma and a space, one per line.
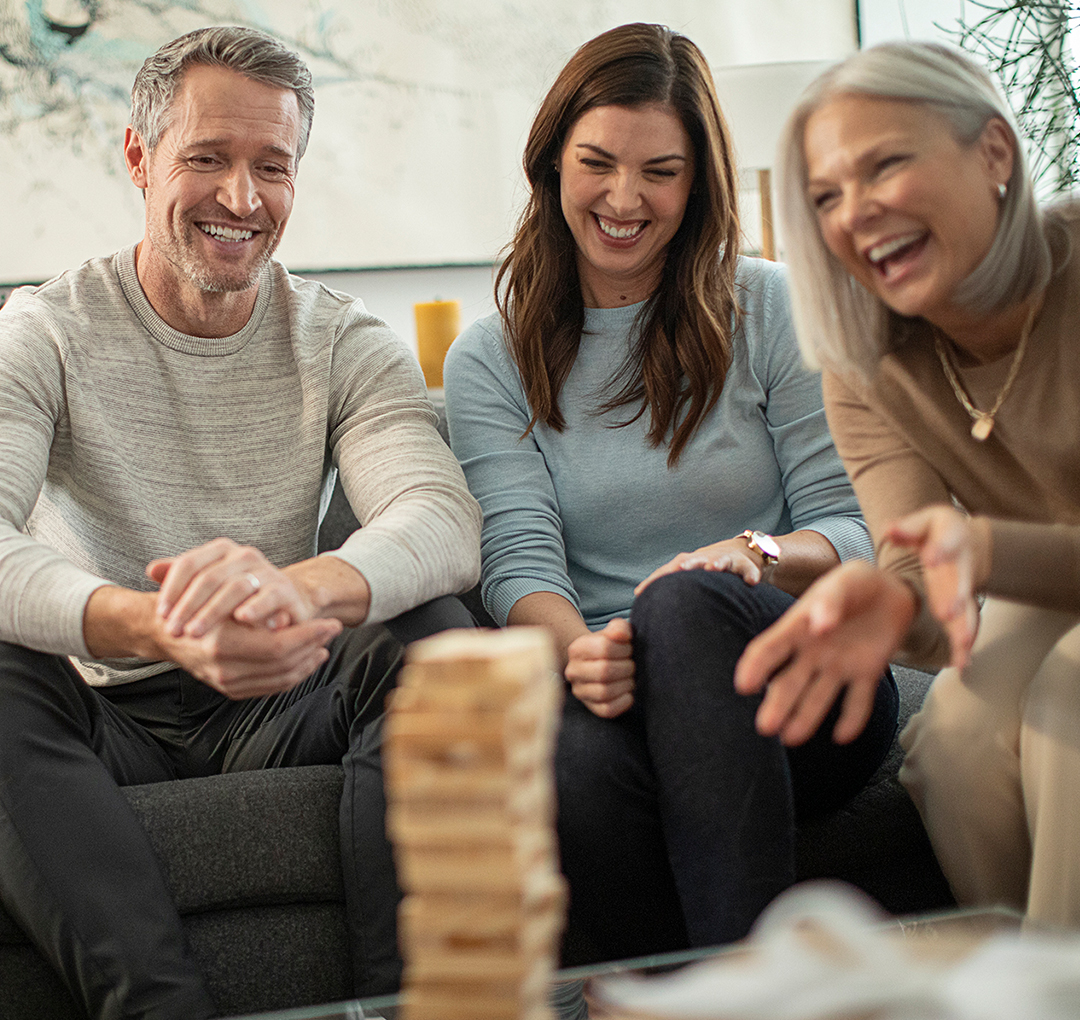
385, 627, 567, 1020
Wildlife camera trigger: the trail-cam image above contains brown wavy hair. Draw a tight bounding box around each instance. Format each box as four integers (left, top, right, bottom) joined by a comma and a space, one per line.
496, 22, 741, 466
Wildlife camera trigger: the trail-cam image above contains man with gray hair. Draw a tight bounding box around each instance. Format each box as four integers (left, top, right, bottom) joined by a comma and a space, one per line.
0, 25, 480, 1019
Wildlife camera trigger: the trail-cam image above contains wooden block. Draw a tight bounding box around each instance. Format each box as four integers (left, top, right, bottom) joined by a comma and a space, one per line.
397, 628, 557, 711
385, 699, 555, 771
399, 927, 564, 985
386, 759, 554, 820
388, 804, 551, 848
404, 626, 555, 671
398, 872, 566, 937
403, 958, 552, 1002
399, 894, 565, 950
385, 761, 516, 805
401, 957, 554, 1012
391, 670, 560, 724
404, 949, 537, 982
394, 830, 556, 893
383, 730, 549, 786
387, 781, 555, 839
400, 890, 565, 945
386, 628, 564, 1020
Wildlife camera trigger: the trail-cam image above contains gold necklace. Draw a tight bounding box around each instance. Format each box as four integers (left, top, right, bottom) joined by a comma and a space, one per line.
932, 301, 1039, 441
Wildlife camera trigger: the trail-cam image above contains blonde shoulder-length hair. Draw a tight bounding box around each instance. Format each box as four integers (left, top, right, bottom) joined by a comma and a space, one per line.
778, 41, 1052, 378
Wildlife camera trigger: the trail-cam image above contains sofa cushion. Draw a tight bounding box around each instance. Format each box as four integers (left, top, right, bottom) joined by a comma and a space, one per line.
186, 903, 352, 1016
0, 765, 346, 948
123, 765, 346, 914
0, 902, 354, 1020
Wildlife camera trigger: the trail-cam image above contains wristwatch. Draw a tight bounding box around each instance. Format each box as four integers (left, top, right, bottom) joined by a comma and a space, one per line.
739, 529, 781, 567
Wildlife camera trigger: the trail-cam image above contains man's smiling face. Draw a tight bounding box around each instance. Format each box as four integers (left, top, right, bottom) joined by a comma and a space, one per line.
128, 63, 301, 305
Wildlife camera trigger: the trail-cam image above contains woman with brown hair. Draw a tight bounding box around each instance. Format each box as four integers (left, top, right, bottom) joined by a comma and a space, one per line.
444, 23, 898, 961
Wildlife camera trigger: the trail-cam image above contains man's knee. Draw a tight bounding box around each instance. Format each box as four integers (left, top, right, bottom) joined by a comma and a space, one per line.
326, 625, 405, 728
0, 643, 92, 739
332, 597, 476, 726
0, 640, 71, 686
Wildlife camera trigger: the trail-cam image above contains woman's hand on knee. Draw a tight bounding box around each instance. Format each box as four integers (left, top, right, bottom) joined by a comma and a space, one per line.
885, 505, 989, 669
734, 561, 916, 745
635, 540, 764, 596
565, 618, 635, 718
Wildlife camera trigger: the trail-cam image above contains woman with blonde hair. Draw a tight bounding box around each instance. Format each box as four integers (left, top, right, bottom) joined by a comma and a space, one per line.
445, 22, 897, 961
738, 40, 1080, 926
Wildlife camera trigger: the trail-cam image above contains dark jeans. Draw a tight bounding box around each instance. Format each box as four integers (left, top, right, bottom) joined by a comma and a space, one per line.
0, 596, 472, 1020
556, 571, 899, 965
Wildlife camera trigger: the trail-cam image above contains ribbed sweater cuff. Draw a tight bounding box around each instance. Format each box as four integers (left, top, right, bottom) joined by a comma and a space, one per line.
802, 517, 873, 564
485, 576, 579, 629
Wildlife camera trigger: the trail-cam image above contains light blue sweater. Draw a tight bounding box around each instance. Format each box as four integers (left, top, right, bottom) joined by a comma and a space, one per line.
444, 257, 870, 629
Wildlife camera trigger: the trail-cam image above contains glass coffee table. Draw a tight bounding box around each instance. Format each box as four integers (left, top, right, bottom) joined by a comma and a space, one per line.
225, 905, 1022, 1020
224, 942, 726, 1020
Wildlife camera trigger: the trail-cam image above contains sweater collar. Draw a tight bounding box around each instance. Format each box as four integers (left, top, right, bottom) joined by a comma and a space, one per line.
583, 299, 648, 333
116, 244, 273, 357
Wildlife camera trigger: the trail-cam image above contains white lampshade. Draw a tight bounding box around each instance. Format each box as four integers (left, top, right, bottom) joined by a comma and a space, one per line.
713, 60, 836, 170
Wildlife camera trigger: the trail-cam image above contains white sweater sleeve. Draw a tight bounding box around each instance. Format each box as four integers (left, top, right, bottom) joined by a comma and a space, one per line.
0, 294, 110, 656
320, 305, 481, 624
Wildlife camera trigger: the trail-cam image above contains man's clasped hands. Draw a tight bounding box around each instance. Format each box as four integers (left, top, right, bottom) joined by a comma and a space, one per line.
86, 537, 372, 700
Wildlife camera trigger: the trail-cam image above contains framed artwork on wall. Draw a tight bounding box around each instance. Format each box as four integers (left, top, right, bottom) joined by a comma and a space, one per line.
1, 0, 856, 281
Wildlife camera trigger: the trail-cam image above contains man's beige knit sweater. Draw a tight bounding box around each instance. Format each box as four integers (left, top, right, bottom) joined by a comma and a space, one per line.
0, 246, 480, 685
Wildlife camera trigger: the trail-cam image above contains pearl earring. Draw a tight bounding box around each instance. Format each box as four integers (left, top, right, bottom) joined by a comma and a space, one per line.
998, 182, 1007, 200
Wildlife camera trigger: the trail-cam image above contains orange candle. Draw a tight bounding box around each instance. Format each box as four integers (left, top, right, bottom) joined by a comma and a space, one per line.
414, 300, 461, 388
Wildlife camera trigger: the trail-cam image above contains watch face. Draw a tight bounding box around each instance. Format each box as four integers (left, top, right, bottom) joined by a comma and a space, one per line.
751, 531, 781, 562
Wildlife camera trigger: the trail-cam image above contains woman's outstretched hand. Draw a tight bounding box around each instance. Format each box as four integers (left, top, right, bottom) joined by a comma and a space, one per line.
884, 504, 990, 670
734, 561, 917, 746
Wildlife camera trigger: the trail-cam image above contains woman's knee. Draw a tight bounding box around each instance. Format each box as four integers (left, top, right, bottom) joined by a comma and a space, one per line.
632, 570, 793, 647
1023, 627, 1080, 746
631, 572, 791, 704
900, 667, 1006, 800
905, 667, 1006, 754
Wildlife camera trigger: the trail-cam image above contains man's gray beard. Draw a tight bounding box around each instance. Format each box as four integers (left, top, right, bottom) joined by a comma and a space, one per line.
187, 251, 272, 293
154, 219, 279, 295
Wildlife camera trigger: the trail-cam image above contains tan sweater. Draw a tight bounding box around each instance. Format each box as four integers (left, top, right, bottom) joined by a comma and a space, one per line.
0, 246, 480, 685
824, 206, 1080, 667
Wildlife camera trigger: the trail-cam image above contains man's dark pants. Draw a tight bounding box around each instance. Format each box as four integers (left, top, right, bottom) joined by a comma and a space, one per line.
0, 597, 471, 1020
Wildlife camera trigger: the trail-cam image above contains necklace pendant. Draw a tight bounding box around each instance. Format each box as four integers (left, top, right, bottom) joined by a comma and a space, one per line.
971, 415, 994, 441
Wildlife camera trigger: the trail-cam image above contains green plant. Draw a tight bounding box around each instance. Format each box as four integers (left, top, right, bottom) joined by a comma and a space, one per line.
951, 0, 1080, 198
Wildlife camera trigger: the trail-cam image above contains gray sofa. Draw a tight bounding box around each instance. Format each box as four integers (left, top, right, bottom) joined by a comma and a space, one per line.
0, 766, 354, 1018
0, 480, 953, 1018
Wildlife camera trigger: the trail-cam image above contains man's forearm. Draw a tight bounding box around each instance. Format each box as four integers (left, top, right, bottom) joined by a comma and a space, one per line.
83, 584, 161, 660
285, 554, 371, 628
